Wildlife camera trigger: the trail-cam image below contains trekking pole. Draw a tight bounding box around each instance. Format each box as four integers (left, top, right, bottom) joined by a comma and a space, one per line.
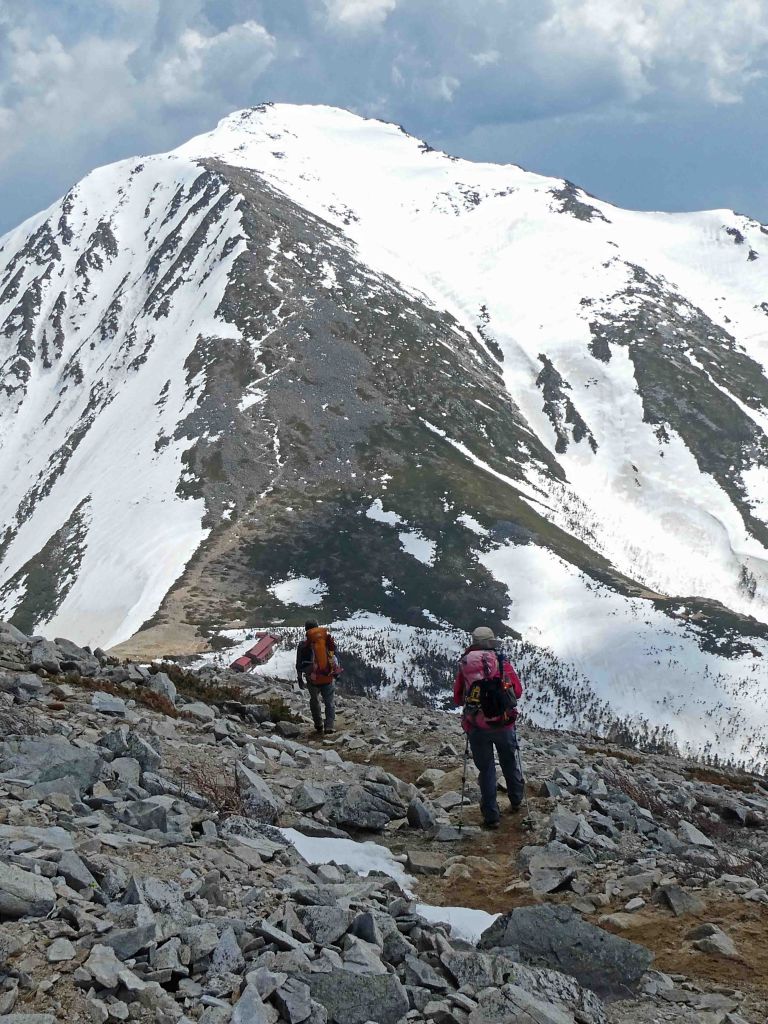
458, 733, 470, 832
515, 743, 532, 826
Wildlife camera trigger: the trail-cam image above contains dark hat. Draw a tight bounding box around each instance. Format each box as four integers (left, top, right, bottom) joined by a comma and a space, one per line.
305, 619, 319, 630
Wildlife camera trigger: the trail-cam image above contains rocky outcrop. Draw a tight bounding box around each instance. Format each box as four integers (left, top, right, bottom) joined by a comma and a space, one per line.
479, 904, 653, 999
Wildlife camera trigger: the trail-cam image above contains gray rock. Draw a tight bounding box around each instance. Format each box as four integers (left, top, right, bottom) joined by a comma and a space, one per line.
0, 861, 56, 918
349, 911, 383, 947
29, 639, 61, 673
468, 983, 573, 1024
1, 737, 103, 796
303, 968, 409, 1024
678, 820, 715, 849
0, 621, 30, 644
405, 955, 448, 991
58, 850, 98, 891
102, 923, 157, 960
292, 782, 327, 813
182, 923, 219, 961
152, 937, 186, 974
231, 983, 273, 1024
47, 937, 76, 962
274, 977, 313, 1024
0, 824, 73, 850
440, 951, 500, 990
479, 904, 653, 999
322, 782, 407, 832
658, 884, 705, 917
406, 850, 444, 875
182, 702, 216, 722
211, 926, 245, 976
688, 923, 737, 957
91, 692, 126, 716
247, 967, 288, 1000
407, 797, 437, 831
148, 671, 177, 705
236, 762, 284, 824
85, 943, 123, 989
341, 935, 387, 975
111, 757, 142, 787
296, 906, 353, 946
100, 726, 161, 770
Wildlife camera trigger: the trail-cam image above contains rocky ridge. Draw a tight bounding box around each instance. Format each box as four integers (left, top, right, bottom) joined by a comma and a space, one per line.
1, 620, 767, 1023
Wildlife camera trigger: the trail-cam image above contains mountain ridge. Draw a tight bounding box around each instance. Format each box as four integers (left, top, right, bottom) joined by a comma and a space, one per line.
1, 103, 768, 763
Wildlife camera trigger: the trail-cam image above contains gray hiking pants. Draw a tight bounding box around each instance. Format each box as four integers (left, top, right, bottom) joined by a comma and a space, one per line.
307, 681, 335, 730
468, 727, 524, 824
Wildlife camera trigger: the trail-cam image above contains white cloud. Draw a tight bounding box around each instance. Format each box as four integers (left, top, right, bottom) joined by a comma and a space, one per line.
0, 0, 767, 232
324, 0, 398, 29
471, 50, 500, 68
537, 0, 768, 105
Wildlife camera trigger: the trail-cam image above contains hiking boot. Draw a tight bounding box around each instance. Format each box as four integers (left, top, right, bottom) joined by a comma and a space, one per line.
313, 725, 324, 735
482, 818, 500, 830
324, 725, 336, 734
509, 802, 522, 814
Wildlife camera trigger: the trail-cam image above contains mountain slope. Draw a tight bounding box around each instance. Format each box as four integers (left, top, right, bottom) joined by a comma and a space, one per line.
1, 104, 768, 764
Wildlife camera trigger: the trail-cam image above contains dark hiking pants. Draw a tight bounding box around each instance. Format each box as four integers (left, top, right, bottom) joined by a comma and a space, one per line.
468, 727, 524, 824
307, 681, 335, 730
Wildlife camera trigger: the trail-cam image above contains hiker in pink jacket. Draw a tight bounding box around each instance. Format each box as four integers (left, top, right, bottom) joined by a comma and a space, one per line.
453, 626, 524, 828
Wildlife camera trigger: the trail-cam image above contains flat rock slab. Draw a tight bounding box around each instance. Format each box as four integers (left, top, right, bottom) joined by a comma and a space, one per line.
479, 904, 653, 1000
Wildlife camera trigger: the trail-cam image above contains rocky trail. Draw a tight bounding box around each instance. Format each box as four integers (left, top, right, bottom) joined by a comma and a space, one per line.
1, 622, 767, 1024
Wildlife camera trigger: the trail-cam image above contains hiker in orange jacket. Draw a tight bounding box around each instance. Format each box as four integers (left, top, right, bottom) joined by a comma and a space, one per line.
296, 619, 337, 734
454, 626, 524, 828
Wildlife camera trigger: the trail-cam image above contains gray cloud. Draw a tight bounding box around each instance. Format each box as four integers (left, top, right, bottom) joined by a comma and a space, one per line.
1, 0, 767, 232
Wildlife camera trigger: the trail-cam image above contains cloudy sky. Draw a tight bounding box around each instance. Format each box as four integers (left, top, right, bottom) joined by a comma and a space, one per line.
1, 0, 767, 233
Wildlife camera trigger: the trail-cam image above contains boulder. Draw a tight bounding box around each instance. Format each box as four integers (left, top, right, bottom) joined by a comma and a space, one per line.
296, 906, 353, 945
0, 862, 56, 918
416, 769, 446, 790
468, 983, 573, 1024
479, 904, 653, 999
148, 671, 177, 705
658, 885, 704, 918
407, 797, 437, 831
406, 850, 444, 875
1, 737, 103, 796
84, 944, 124, 989
28, 639, 61, 673
183, 702, 217, 722
303, 968, 409, 1024
47, 937, 76, 962
678, 820, 715, 849
235, 762, 284, 824
91, 692, 126, 716
292, 782, 327, 813
210, 926, 245, 976
101, 727, 161, 771
322, 782, 407, 832
231, 983, 273, 1024
58, 851, 98, 891
688, 923, 737, 958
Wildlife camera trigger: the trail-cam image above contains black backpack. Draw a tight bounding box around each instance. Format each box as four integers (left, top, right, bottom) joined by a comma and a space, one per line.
462, 649, 517, 724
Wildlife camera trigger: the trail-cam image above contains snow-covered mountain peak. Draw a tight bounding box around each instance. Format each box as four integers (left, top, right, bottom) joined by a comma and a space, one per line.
2, 103, 768, 766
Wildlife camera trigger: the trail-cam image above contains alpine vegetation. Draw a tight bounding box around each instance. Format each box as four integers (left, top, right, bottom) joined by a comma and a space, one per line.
1, 104, 768, 765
